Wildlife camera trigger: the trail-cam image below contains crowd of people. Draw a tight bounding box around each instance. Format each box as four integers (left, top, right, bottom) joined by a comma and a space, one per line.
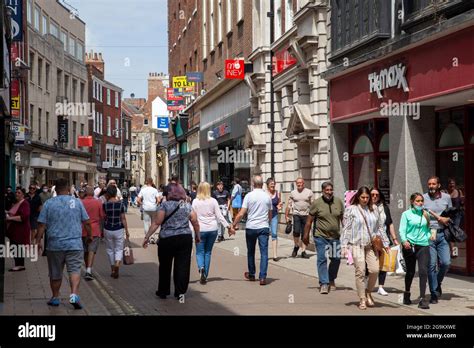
4, 173, 465, 311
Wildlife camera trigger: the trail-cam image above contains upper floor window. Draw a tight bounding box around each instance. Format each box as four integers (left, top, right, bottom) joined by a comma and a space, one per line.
27, 0, 32, 24
69, 36, 76, 57
107, 89, 111, 105
50, 21, 59, 38
226, 0, 232, 34
42, 14, 48, 36
115, 92, 119, 108
237, 0, 244, 24
76, 42, 84, 61
34, 6, 40, 31
60, 30, 67, 51
285, 0, 294, 32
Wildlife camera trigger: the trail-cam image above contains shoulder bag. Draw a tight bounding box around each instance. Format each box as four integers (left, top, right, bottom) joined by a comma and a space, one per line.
358, 206, 383, 253
149, 201, 183, 244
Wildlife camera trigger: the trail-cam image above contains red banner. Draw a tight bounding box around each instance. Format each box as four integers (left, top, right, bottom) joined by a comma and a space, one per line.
273, 47, 297, 76
225, 59, 245, 80
78, 136, 93, 147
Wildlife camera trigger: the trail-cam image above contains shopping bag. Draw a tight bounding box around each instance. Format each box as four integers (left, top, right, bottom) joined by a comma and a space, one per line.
395, 245, 406, 274
123, 239, 135, 265
379, 247, 398, 272
346, 248, 354, 265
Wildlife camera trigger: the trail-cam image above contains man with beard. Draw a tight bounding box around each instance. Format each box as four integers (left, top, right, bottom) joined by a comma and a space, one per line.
423, 176, 452, 305
303, 182, 344, 294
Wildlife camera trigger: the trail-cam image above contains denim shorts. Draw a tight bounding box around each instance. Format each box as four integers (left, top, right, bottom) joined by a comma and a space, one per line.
47, 250, 84, 280
292, 215, 307, 237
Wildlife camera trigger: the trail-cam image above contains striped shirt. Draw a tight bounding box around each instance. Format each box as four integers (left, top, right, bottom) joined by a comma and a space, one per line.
341, 204, 389, 248
103, 201, 125, 231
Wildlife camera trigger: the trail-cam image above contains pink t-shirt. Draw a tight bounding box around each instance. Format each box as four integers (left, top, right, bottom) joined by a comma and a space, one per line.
192, 197, 229, 232
81, 197, 105, 237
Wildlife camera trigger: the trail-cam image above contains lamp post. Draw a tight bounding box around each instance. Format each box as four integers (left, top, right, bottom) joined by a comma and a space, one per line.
268, 0, 275, 179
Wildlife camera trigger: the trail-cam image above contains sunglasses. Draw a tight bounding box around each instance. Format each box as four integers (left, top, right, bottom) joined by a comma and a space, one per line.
29, 187, 36, 190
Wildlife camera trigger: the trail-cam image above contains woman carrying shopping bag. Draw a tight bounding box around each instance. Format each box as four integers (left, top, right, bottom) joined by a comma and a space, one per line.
399, 193, 434, 309
341, 186, 390, 310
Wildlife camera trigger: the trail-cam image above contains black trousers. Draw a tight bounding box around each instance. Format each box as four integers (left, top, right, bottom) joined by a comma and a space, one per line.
157, 234, 193, 298
10, 241, 25, 267
402, 244, 430, 299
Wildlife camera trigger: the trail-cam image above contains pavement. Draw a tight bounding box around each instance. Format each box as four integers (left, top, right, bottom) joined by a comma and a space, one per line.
2, 206, 473, 316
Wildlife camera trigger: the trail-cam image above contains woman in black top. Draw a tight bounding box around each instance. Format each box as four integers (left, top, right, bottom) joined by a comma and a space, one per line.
103, 185, 130, 279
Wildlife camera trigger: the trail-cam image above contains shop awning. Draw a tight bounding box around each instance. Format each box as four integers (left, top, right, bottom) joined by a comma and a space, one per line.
245, 124, 266, 149
286, 104, 320, 142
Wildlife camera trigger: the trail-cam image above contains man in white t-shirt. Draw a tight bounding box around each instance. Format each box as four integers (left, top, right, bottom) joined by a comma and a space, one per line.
137, 178, 160, 235
232, 175, 272, 285
94, 181, 105, 199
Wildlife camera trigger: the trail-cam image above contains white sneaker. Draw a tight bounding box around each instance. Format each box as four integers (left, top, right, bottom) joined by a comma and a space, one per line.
377, 287, 389, 296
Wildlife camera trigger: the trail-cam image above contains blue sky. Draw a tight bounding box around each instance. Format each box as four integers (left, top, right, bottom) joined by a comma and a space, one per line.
67, 0, 168, 99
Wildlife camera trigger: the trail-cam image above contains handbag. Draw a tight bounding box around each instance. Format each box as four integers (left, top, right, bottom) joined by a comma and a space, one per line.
148, 201, 183, 244
123, 239, 134, 265
443, 221, 467, 243
379, 246, 398, 272
285, 221, 293, 234
357, 206, 383, 253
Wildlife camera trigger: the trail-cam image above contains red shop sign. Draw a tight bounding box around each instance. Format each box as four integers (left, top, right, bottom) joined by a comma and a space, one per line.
273, 47, 297, 76
225, 59, 245, 80
78, 136, 93, 147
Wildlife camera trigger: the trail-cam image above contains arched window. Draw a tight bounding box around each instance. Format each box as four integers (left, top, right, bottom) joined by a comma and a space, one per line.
438, 123, 464, 148
379, 133, 389, 152
352, 135, 374, 154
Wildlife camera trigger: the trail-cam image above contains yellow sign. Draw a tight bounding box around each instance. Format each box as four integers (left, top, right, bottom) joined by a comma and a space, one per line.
172, 76, 195, 88
11, 96, 20, 110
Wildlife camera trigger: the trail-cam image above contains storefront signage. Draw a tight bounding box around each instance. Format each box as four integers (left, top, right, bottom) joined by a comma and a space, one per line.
10, 79, 20, 118
273, 47, 297, 76
167, 88, 183, 101
167, 99, 184, 107
12, 124, 25, 144
157, 117, 169, 129
225, 59, 245, 80
169, 146, 177, 158
186, 72, 203, 82
78, 136, 93, 147
368, 63, 409, 99
209, 123, 231, 141
58, 120, 69, 143
6, 0, 23, 41
172, 76, 195, 88
167, 105, 185, 111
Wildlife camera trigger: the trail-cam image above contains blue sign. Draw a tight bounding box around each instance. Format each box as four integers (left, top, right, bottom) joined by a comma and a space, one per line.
157, 117, 169, 129
186, 72, 203, 82
7, 0, 23, 41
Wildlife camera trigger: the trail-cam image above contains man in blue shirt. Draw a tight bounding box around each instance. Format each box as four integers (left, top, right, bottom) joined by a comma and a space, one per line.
37, 178, 92, 309
423, 176, 452, 305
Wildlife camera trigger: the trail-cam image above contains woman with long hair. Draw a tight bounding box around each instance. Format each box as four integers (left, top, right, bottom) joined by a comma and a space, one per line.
341, 186, 390, 310
143, 184, 200, 299
192, 182, 234, 284
369, 188, 399, 296
5, 188, 31, 272
266, 178, 282, 261
399, 193, 434, 309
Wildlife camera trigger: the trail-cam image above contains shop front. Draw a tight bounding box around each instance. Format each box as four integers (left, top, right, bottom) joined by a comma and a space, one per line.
328, 26, 474, 274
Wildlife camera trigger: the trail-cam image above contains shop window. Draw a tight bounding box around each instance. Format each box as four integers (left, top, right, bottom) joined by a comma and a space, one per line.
438, 123, 464, 148
379, 133, 389, 152
353, 135, 374, 154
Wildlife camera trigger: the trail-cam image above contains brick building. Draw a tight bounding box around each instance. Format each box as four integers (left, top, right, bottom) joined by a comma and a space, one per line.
168, 0, 254, 189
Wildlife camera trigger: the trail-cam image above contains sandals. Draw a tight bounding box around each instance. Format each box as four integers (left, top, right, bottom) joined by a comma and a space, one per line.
365, 290, 375, 307
358, 298, 367, 310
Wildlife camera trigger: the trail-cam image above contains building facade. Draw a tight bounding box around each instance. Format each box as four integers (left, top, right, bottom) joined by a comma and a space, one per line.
16, 0, 94, 188
323, 0, 474, 275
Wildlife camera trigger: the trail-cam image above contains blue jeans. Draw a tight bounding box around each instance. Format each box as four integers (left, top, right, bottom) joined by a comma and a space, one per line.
246, 228, 269, 280
428, 230, 451, 296
196, 231, 218, 277
314, 237, 341, 285
122, 200, 128, 213
270, 215, 278, 240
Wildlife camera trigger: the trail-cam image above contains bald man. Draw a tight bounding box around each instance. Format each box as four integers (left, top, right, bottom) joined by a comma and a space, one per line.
81, 186, 105, 280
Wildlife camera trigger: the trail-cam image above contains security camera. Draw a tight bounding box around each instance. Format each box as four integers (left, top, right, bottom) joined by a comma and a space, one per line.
201, 89, 206, 96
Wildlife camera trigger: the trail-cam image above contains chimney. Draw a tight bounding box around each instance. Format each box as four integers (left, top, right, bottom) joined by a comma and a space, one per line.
85, 50, 105, 77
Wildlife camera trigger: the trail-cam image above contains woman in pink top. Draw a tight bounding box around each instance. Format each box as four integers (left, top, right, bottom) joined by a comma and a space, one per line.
192, 182, 234, 284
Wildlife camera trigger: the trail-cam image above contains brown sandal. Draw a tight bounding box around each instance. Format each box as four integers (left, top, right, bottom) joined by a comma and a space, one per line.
365, 290, 375, 307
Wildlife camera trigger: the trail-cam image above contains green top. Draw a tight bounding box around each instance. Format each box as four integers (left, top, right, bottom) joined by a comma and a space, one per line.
309, 197, 344, 239
399, 208, 431, 246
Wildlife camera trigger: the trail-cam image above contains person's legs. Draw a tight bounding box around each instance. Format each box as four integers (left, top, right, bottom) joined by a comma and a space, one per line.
103, 229, 115, 266
314, 237, 330, 285
435, 232, 451, 291
173, 235, 193, 297
257, 228, 270, 280
270, 215, 278, 259
416, 245, 431, 299
204, 231, 218, 278
143, 211, 154, 235
65, 251, 83, 295
195, 232, 207, 271
47, 251, 65, 299
402, 247, 417, 293
245, 229, 258, 277
365, 247, 379, 293
352, 245, 367, 299
428, 237, 439, 297
113, 229, 125, 271
378, 271, 387, 286
157, 237, 173, 296
328, 239, 341, 284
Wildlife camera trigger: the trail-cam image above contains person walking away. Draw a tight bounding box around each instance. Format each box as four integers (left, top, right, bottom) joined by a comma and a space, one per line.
285, 178, 313, 259
193, 182, 234, 284
26, 184, 42, 243
5, 185, 16, 211
399, 193, 434, 309
266, 178, 282, 261
341, 186, 390, 310
232, 175, 272, 286
143, 184, 200, 299
303, 182, 344, 294
189, 182, 197, 203
231, 178, 243, 223
103, 185, 130, 279
36, 178, 93, 309
129, 184, 138, 207
81, 186, 105, 280
212, 181, 231, 243
137, 178, 160, 235
5, 188, 31, 271
423, 176, 452, 304
370, 187, 399, 296
121, 183, 130, 213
